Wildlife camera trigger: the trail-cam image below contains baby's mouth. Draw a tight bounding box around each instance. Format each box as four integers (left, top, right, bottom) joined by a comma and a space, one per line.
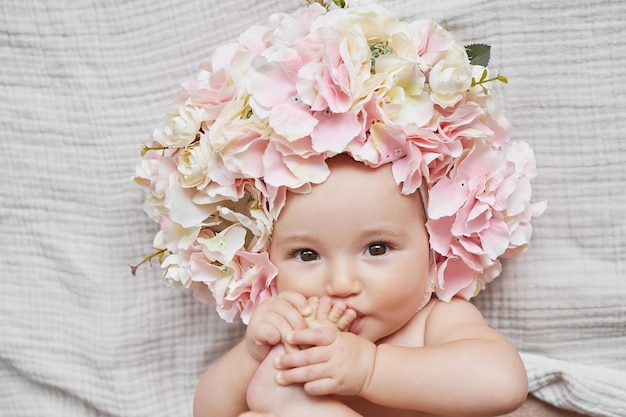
347, 315, 363, 334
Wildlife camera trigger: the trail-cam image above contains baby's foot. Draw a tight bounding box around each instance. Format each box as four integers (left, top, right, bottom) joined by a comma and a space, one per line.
246, 345, 310, 414
247, 344, 352, 416
304, 296, 356, 331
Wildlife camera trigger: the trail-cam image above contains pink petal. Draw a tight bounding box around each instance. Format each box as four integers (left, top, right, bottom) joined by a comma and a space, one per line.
165, 181, 215, 228
478, 217, 509, 259
251, 62, 296, 107
311, 111, 361, 153
283, 153, 330, 184
457, 144, 501, 179
262, 144, 304, 188
435, 257, 475, 302
427, 176, 469, 219
427, 216, 455, 256
508, 222, 532, 247
189, 253, 231, 286
391, 145, 425, 195
461, 202, 491, 234
504, 176, 531, 216
269, 102, 318, 141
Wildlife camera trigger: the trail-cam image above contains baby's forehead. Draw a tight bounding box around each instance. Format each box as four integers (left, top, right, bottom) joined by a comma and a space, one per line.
323, 155, 424, 200
278, 157, 426, 221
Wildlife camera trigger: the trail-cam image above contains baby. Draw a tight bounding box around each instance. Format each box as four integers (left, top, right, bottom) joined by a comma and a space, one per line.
134, 2, 543, 417
194, 155, 528, 417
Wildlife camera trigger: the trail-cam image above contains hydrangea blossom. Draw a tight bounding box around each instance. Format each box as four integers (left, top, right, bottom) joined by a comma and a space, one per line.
134, 1, 545, 323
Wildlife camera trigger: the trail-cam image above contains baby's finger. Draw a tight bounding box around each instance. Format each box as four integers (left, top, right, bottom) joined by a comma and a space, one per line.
286, 326, 337, 347
267, 298, 308, 333
252, 321, 283, 346
303, 378, 337, 396
278, 290, 312, 316
275, 360, 332, 387
275, 345, 329, 370
273, 292, 311, 329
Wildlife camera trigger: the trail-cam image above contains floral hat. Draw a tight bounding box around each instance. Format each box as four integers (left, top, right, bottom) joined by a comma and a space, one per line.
134, 0, 545, 323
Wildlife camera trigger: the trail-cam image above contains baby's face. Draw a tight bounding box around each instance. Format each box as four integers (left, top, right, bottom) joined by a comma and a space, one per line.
268, 155, 432, 342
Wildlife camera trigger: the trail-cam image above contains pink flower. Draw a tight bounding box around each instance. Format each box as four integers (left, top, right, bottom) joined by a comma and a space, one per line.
219, 127, 269, 179
134, 150, 174, 200
296, 26, 363, 113
189, 249, 278, 324
350, 123, 407, 167
426, 139, 541, 300
227, 251, 279, 324
412, 18, 456, 67
182, 67, 236, 121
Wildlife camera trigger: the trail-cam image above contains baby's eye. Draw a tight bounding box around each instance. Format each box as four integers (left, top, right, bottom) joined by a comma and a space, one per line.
366, 243, 388, 256
293, 249, 319, 262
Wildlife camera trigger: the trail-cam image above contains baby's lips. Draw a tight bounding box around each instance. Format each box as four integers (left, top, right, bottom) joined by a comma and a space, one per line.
347, 315, 364, 334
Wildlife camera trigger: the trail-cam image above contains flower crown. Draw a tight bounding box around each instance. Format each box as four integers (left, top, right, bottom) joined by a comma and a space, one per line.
133, 0, 545, 324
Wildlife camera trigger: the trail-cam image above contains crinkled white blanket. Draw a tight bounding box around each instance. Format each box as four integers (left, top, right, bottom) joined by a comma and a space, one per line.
1, 0, 624, 416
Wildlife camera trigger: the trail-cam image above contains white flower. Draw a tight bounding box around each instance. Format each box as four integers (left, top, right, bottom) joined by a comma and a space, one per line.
178, 138, 211, 189
376, 55, 433, 127
161, 253, 192, 287
428, 45, 472, 108
312, 4, 413, 101
155, 105, 204, 147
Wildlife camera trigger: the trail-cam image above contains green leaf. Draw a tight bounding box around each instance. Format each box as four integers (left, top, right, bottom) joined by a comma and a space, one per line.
465, 44, 491, 67
332, 0, 346, 7
479, 68, 488, 82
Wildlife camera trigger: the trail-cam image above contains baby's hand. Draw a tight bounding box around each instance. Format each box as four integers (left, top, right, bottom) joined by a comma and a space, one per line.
271, 296, 370, 396
245, 290, 312, 363
303, 296, 356, 332
275, 321, 376, 397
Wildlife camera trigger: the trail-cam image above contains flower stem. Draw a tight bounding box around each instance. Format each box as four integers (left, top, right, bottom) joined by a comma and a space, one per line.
129, 248, 168, 276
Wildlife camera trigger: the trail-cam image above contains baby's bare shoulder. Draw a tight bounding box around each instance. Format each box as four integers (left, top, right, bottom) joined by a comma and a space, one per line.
422, 297, 502, 345
426, 297, 485, 321
379, 298, 493, 347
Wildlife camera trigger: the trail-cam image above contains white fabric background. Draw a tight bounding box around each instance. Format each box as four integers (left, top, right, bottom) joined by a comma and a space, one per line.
1, 0, 624, 416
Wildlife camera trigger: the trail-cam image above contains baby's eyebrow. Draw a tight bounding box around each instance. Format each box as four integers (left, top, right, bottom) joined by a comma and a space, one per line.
270, 233, 320, 246
357, 225, 410, 239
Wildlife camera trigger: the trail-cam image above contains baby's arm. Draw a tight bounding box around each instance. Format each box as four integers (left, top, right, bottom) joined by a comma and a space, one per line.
277, 298, 527, 417
358, 298, 527, 416
193, 291, 311, 417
